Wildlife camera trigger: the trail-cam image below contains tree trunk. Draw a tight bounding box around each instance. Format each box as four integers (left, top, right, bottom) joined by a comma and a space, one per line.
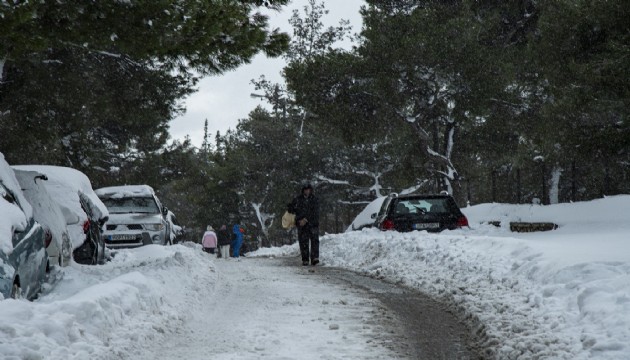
549, 166, 562, 204
251, 202, 271, 247
491, 170, 497, 203
466, 177, 472, 206
516, 168, 522, 204
571, 160, 577, 202
541, 162, 548, 205
603, 160, 611, 196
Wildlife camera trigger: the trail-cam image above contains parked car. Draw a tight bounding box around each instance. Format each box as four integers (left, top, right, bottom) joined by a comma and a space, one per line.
347, 196, 386, 231
95, 185, 171, 249
0, 154, 49, 300
166, 210, 184, 244
13, 169, 73, 268
13, 165, 110, 265
372, 193, 469, 232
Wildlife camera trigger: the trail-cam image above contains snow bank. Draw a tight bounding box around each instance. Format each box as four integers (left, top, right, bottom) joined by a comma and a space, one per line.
462, 195, 630, 230
250, 243, 298, 258
0, 244, 215, 360
252, 195, 630, 359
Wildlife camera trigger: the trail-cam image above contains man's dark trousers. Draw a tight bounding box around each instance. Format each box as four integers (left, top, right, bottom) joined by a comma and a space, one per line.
298, 225, 319, 263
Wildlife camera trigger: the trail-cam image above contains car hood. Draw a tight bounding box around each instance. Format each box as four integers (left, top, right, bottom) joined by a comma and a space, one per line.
106, 213, 163, 225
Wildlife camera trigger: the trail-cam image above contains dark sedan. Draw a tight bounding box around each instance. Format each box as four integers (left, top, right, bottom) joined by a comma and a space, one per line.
372, 194, 469, 232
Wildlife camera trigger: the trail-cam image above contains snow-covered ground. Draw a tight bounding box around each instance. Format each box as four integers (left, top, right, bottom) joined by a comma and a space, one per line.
0, 244, 397, 360
256, 195, 630, 359
1, 195, 629, 359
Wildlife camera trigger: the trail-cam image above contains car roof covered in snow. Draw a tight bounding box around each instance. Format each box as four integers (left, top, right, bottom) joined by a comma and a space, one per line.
95, 185, 156, 199
12, 165, 109, 221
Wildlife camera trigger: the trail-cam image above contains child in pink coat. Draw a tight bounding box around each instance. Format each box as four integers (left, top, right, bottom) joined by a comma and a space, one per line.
201, 225, 218, 254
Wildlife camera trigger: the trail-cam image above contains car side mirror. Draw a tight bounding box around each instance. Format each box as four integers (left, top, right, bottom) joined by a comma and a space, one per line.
371, 213, 377, 219
162, 207, 168, 216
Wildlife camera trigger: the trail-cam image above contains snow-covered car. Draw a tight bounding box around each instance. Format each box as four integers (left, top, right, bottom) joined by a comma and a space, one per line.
166, 210, 184, 244
372, 193, 469, 232
13, 169, 73, 268
347, 196, 386, 231
0, 154, 49, 300
13, 165, 110, 265
95, 185, 172, 249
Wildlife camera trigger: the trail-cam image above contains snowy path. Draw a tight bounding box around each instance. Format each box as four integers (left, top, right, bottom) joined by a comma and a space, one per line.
0, 245, 397, 359
136, 255, 397, 360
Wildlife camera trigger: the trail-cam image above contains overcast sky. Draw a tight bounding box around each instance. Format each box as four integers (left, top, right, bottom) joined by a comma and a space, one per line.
169, 0, 364, 148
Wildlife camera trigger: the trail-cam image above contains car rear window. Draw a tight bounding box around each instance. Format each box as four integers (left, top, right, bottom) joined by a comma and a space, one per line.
102, 197, 159, 214
392, 198, 453, 215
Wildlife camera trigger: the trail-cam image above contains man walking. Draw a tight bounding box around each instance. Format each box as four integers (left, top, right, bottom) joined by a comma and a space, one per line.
292, 183, 320, 266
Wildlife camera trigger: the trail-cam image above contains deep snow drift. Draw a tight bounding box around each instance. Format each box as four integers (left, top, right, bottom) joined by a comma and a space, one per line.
1, 195, 629, 359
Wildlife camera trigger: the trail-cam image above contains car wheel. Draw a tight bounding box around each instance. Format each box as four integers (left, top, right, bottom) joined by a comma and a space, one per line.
10, 281, 21, 299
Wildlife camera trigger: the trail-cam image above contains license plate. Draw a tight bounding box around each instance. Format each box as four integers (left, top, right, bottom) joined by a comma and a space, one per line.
111, 234, 137, 241
414, 223, 440, 230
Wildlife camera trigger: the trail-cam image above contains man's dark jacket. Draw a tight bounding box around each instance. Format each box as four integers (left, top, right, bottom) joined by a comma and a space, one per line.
217, 228, 231, 246
292, 193, 319, 227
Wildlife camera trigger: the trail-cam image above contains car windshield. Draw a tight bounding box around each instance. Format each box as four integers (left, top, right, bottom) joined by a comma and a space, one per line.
393, 198, 451, 215
102, 197, 159, 214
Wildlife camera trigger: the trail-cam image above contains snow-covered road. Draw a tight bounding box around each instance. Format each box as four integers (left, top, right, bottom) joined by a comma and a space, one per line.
135, 254, 398, 360
0, 244, 399, 360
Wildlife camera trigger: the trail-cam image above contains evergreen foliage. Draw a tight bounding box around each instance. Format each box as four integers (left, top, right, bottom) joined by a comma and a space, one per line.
1, 0, 628, 244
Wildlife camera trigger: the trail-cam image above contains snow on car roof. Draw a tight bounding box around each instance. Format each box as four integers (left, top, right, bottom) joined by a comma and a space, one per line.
0, 153, 31, 254
12, 165, 109, 221
95, 185, 156, 199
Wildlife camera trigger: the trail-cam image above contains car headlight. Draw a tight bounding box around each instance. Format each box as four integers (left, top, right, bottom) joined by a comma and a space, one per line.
144, 223, 164, 231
